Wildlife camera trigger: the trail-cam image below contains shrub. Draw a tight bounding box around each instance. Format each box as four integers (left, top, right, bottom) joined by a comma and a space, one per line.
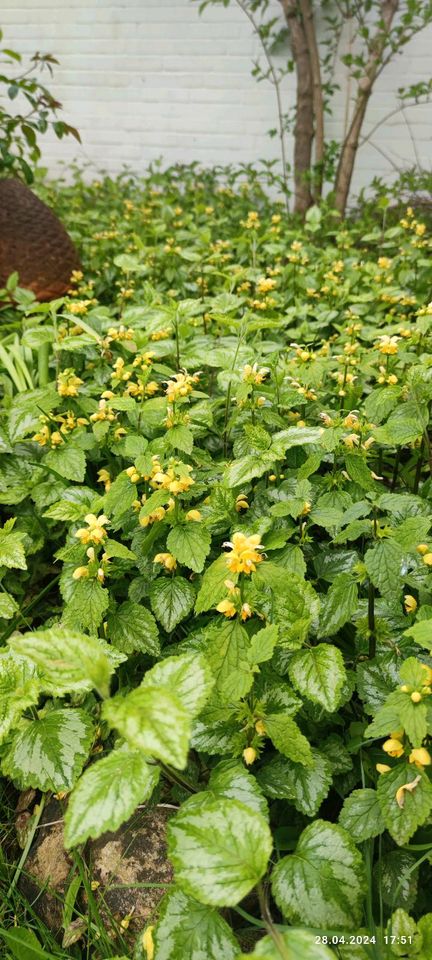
1, 165, 432, 958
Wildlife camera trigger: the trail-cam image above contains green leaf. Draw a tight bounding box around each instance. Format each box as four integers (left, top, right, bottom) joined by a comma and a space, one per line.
238, 929, 335, 959
386, 909, 421, 957
263, 714, 313, 766
339, 788, 385, 842
0, 591, 18, 618
404, 619, 432, 651
0, 927, 61, 960
203, 619, 251, 702
8, 386, 58, 441
142, 653, 214, 719
366, 687, 427, 748
107, 601, 160, 656
0, 653, 39, 744
0, 523, 27, 570
102, 685, 191, 769
153, 888, 239, 960
43, 500, 87, 521
104, 471, 137, 520
139, 489, 171, 520
1, 709, 94, 792
318, 573, 358, 638
248, 624, 278, 665
64, 579, 109, 634
418, 914, 432, 960
344, 454, 376, 491
364, 538, 403, 598
45, 443, 86, 482
166, 424, 194, 454
207, 759, 268, 817
150, 576, 195, 632
393, 516, 431, 551
377, 850, 419, 911
64, 746, 160, 848
288, 643, 347, 712
167, 524, 211, 573
167, 798, 272, 906
9, 626, 113, 698
257, 750, 332, 816
103, 539, 136, 560
377, 764, 432, 846
195, 555, 237, 614
271, 820, 366, 929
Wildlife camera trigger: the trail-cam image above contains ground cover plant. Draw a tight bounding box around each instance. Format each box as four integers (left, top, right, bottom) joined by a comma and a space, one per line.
0, 163, 432, 959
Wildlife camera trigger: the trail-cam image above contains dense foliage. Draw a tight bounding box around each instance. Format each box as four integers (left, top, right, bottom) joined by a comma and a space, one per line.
1, 164, 432, 959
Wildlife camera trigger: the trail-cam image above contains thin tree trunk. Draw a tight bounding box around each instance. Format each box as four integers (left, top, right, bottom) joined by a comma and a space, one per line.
334, 0, 399, 214
279, 0, 314, 215
299, 0, 324, 199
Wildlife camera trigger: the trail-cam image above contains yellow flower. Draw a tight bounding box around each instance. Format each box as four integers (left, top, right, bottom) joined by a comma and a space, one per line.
32, 424, 51, 446
411, 691, 422, 703
378, 257, 392, 269
165, 372, 199, 402
257, 277, 276, 294
423, 553, 432, 566
375, 335, 400, 355
142, 925, 155, 960
216, 598, 237, 618
421, 664, 432, 685
395, 775, 422, 808
241, 603, 252, 621
224, 532, 264, 575
72, 566, 89, 580
242, 362, 269, 385
417, 544, 429, 555
236, 495, 249, 512
126, 466, 141, 484
153, 552, 177, 571
75, 514, 109, 545
404, 595, 417, 614
409, 747, 431, 769
255, 719, 266, 736
97, 468, 111, 491
376, 763, 391, 774
382, 738, 404, 758
243, 747, 257, 766
57, 369, 84, 398
186, 509, 201, 522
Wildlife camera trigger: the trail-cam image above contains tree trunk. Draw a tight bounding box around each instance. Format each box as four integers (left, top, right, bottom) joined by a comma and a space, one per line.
334, 0, 399, 215
299, 0, 325, 199
279, 0, 314, 215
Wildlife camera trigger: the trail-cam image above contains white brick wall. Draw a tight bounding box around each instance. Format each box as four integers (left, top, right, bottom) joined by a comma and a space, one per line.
1, 0, 431, 194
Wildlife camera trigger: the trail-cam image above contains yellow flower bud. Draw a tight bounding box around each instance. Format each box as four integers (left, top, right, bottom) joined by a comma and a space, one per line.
404, 595, 417, 614
423, 553, 432, 566
411, 691, 422, 703
255, 720, 266, 736
409, 747, 431, 768
243, 747, 257, 766
72, 566, 89, 580
382, 738, 404, 758
186, 509, 202, 522
142, 925, 155, 960
400, 684, 410, 693
416, 544, 429, 555
376, 763, 391, 774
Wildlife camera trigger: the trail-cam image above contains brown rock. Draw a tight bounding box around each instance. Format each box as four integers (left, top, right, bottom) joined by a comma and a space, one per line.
19, 801, 173, 944
0, 178, 80, 301
89, 806, 173, 934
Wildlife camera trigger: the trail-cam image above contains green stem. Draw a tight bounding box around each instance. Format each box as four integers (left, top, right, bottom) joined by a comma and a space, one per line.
7, 794, 46, 897
37, 342, 50, 386
413, 438, 424, 493
368, 581, 376, 659
159, 762, 199, 794
257, 881, 290, 960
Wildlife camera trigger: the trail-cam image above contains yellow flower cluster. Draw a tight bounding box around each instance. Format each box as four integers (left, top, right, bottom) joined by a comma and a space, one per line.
67, 299, 94, 315
97, 468, 111, 492
223, 532, 264, 575
90, 399, 117, 423
375, 335, 400, 356
73, 546, 109, 584
216, 578, 252, 620
165, 372, 199, 403
57, 369, 83, 398
75, 514, 109, 545
242, 363, 269, 385
153, 552, 177, 571
106, 325, 135, 343
151, 328, 171, 341
417, 543, 432, 566
256, 276, 276, 294
242, 211, 260, 230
